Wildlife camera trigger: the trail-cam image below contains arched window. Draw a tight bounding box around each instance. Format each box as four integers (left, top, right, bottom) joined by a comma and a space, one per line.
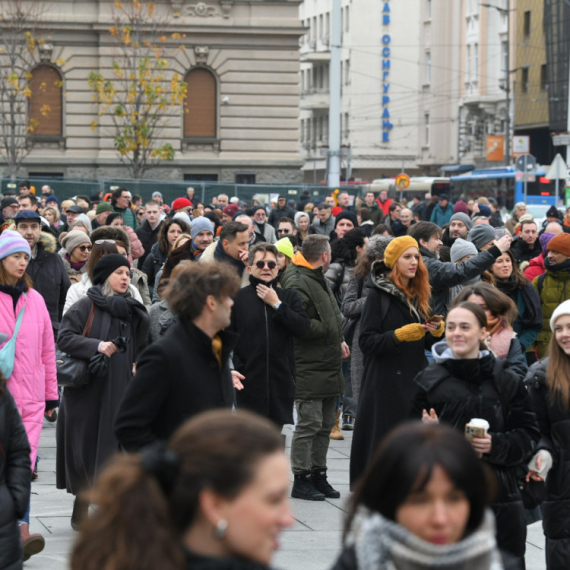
29, 65, 63, 137
184, 68, 216, 138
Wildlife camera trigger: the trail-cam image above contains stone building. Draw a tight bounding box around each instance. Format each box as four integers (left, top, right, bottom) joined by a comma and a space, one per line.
0, 0, 304, 183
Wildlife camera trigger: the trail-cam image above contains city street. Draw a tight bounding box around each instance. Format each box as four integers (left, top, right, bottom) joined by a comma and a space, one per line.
29, 420, 547, 570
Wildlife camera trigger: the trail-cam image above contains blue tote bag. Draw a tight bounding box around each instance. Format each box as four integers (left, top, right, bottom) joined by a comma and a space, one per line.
0, 300, 26, 379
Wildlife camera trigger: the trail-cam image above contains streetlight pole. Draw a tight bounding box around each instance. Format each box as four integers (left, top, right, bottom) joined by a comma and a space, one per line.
481, 1, 511, 166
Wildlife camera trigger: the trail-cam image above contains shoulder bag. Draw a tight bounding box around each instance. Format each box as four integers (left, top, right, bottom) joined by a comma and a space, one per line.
0, 297, 27, 379
56, 302, 96, 388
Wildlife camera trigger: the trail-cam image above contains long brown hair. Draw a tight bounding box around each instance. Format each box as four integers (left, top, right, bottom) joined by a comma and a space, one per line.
388, 254, 431, 319
546, 327, 570, 410
71, 410, 283, 570
453, 282, 517, 326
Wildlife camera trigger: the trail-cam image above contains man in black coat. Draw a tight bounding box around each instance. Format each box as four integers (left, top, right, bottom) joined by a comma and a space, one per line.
229, 243, 310, 429
15, 211, 70, 335
135, 199, 163, 267
511, 219, 542, 265
115, 261, 241, 451
268, 195, 296, 228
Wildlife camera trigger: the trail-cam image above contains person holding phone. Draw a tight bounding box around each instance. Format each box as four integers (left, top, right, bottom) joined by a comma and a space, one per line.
412, 301, 539, 565
350, 236, 444, 487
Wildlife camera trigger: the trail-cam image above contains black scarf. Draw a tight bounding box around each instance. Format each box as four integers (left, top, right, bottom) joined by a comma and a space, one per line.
214, 240, 245, 277
0, 281, 26, 311
249, 274, 280, 289
495, 275, 518, 299
545, 257, 570, 274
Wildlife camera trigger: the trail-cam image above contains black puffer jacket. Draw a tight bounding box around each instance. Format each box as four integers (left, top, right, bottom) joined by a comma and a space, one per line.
412, 343, 539, 562
511, 237, 542, 266
0, 387, 31, 570
526, 358, 570, 570
141, 241, 168, 298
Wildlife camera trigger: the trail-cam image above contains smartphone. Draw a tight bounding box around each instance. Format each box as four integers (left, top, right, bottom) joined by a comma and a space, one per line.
465, 424, 487, 442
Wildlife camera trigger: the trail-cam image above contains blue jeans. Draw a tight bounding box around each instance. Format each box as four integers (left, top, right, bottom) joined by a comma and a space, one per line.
19, 484, 30, 525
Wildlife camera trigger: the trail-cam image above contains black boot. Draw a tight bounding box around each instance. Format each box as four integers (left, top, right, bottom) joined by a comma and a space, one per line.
71, 496, 89, 531
291, 471, 325, 501
312, 468, 340, 498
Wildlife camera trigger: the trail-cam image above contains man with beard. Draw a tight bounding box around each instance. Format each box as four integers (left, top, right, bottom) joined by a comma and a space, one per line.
533, 233, 570, 358
408, 221, 511, 317
442, 212, 472, 247
229, 243, 309, 431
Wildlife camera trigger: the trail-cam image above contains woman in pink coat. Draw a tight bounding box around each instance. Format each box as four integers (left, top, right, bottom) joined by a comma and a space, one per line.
0, 230, 58, 561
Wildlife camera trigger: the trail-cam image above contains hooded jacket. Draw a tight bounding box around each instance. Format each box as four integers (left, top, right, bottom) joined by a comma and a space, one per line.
526, 358, 570, 569
26, 231, 70, 333
430, 202, 454, 226
533, 259, 570, 358
413, 341, 539, 561
280, 252, 344, 400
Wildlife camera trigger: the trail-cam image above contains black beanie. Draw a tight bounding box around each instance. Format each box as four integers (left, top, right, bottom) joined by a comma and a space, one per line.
93, 254, 130, 286
334, 210, 358, 229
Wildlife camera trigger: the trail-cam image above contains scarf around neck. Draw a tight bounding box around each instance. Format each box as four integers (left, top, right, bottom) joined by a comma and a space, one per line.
354, 511, 503, 570
214, 240, 245, 276
249, 274, 280, 290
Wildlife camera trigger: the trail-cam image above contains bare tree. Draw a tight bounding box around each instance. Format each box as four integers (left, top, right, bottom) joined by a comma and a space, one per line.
0, 0, 45, 179
88, 0, 187, 179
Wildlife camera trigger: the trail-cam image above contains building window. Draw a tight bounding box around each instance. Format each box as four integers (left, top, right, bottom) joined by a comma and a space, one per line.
427, 0, 432, 19
424, 113, 430, 146
235, 173, 256, 184
521, 67, 529, 93
29, 65, 63, 137
541, 64, 548, 91
344, 112, 349, 138
319, 14, 323, 39
300, 119, 304, 142
474, 44, 479, 80
523, 11, 531, 38
345, 6, 349, 32
425, 51, 431, 84
326, 12, 330, 36
184, 68, 217, 138
466, 45, 471, 81
345, 60, 350, 85
500, 41, 508, 75
307, 119, 311, 143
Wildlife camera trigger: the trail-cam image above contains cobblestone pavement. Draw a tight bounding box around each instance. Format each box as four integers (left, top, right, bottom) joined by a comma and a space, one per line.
29, 421, 546, 570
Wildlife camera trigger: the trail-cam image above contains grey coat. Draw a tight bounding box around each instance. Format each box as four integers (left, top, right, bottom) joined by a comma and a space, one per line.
311, 215, 335, 236
340, 275, 371, 403
148, 299, 173, 344
254, 222, 276, 244
56, 287, 149, 494
325, 261, 354, 302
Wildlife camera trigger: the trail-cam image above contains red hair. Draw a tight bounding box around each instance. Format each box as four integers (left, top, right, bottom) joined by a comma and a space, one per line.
388, 255, 431, 319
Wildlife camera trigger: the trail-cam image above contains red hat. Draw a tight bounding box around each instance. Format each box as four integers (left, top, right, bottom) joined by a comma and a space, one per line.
332, 206, 343, 217
172, 197, 192, 211
223, 204, 240, 217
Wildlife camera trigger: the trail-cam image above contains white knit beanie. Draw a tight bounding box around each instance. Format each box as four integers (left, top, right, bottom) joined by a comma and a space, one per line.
550, 300, 570, 331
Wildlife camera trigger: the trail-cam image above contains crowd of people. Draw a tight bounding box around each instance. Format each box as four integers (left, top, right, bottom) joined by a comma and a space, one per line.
0, 179, 570, 569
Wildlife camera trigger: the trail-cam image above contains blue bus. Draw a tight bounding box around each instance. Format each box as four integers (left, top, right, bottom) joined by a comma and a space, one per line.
450, 167, 559, 209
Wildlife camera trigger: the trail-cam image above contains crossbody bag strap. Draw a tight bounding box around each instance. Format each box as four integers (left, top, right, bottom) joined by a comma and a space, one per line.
11, 294, 27, 340
82, 302, 95, 338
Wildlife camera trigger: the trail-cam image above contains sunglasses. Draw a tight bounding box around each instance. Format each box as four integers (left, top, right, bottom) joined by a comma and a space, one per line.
95, 239, 116, 244
255, 260, 277, 270
278, 229, 291, 234
78, 245, 92, 252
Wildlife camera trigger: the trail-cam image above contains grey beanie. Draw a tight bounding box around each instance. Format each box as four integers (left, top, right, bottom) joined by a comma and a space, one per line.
467, 224, 496, 251
191, 216, 214, 240
71, 213, 92, 233
449, 212, 472, 231
62, 230, 91, 255
451, 238, 477, 263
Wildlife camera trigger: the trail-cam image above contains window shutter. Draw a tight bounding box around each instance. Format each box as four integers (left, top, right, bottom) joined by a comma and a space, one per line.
29, 66, 62, 137
184, 69, 216, 138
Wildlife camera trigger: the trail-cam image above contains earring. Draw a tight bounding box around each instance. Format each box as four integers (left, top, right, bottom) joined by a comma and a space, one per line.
214, 519, 228, 540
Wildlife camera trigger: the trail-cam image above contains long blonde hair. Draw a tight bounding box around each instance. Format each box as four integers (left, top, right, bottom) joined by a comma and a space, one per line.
546, 332, 570, 410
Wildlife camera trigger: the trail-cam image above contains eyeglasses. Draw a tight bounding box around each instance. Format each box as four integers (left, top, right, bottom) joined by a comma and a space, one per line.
278, 228, 291, 234
95, 239, 116, 244
255, 260, 277, 270
78, 245, 92, 252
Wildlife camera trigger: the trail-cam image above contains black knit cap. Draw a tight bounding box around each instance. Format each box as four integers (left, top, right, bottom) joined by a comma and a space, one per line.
93, 254, 130, 286
334, 210, 358, 229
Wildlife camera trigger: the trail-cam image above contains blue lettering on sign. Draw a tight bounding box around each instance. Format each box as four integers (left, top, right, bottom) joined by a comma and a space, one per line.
382, 2, 391, 142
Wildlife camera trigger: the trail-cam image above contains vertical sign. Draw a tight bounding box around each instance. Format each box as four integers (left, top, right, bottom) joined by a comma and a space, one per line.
486, 136, 505, 162
382, 2, 392, 143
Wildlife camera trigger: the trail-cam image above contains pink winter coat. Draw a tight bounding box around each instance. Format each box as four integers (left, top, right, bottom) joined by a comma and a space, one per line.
123, 226, 144, 260
524, 253, 545, 283
0, 289, 58, 467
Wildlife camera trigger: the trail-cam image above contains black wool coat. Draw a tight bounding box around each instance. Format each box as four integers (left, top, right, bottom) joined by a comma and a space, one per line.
229, 278, 310, 426
115, 317, 238, 452
526, 358, 570, 570
0, 389, 31, 570
350, 263, 435, 487
56, 287, 149, 495
412, 352, 539, 562
135, 219, 162, 268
